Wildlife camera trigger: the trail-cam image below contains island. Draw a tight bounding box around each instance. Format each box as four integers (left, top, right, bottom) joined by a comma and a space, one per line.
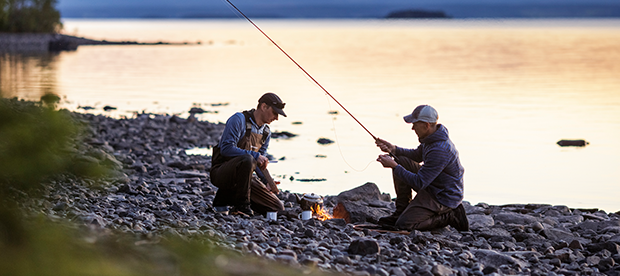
385, 9, 451, 19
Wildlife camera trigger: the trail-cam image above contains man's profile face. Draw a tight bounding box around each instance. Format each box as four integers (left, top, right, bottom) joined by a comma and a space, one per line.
258, 103, 278, 124
266, 106, 279, 123
411, 121, 429, 139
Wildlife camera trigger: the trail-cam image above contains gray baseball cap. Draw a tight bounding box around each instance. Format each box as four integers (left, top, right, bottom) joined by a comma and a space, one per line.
403, 105, 438, 124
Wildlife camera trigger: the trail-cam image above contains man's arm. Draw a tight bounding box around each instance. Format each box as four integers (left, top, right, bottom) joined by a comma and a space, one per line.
393, 147, 448, 192
393, 146, 423, 162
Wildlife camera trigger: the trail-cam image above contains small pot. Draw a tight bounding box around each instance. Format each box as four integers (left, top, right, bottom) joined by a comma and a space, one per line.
296, 193, 323, 211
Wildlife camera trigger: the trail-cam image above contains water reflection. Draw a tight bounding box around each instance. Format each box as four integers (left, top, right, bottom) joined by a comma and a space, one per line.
0, 52, 60, 100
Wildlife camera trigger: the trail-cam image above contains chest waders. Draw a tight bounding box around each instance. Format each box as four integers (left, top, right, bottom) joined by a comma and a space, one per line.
210, 110, 281, 214
236, 110, 278, 194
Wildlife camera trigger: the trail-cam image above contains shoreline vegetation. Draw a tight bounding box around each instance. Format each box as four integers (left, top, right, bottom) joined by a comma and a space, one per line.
50, 33, 202, 50
0, 0, 61, 33
1, 97, 619, 275
0, 0, 198, 53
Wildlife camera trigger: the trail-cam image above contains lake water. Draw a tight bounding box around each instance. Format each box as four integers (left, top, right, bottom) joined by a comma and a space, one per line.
2, 18, 619, 212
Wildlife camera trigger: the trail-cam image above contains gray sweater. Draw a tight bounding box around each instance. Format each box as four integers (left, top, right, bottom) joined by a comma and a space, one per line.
393, 124, 465, 209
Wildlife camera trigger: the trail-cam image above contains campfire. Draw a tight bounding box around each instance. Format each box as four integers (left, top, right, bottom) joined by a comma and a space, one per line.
297, 193, 334, 221
311, 204, 333, 221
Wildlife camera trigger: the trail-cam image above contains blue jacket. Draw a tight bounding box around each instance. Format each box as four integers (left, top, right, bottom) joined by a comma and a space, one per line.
218, 112, 270, 160
393, 124, 464, 209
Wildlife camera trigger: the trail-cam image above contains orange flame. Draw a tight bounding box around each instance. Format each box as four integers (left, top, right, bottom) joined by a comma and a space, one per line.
311, 205, 333, 221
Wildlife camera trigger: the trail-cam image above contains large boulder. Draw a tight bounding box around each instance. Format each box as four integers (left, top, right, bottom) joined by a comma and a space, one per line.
330, 182, 393, 223
331, 182, 390, 203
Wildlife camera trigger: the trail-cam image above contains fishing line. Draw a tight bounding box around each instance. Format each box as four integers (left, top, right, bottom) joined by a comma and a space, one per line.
224, 0, 377, 141
323, 93, 375, 172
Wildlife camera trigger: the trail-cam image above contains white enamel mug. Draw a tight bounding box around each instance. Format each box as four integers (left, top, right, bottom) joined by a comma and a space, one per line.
298, 210, 312, 220
266, 211, 277, 221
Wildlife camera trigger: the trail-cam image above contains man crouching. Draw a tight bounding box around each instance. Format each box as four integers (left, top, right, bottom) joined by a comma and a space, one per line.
210, 92, 286, 217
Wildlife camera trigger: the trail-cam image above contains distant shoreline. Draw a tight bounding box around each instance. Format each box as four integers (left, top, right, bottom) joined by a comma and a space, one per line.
0, 33, 201, 53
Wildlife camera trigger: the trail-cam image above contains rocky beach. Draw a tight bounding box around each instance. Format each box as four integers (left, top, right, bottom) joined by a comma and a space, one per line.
16, 109, 620, 276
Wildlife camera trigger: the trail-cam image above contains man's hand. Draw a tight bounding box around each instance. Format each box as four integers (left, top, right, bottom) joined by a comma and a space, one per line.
375, 138, 396, 154
377, 154, 398, 169
257, 155, 269, 170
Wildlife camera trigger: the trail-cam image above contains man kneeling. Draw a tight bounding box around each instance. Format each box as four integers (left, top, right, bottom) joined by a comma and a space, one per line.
375, 104, 469, 231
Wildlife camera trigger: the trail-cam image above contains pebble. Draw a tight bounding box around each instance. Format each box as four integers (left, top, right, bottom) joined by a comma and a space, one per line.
23, 110, 620, 276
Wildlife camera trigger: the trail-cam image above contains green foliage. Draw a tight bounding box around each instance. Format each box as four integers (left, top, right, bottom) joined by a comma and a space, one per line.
1, 215, 185, 276
0, 96, 106, 195
0, 95, 109, 256
0, 215, 333, 276
0, 0, 62, 33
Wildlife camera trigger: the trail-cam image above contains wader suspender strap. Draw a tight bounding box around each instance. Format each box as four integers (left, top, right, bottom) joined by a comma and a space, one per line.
242, 110, 270, 145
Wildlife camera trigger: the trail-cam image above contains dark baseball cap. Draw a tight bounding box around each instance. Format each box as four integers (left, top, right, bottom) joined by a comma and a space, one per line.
258, 92, 287, 117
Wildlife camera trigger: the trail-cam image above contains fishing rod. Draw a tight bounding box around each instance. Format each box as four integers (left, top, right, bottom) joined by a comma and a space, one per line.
225, 0, 377, 141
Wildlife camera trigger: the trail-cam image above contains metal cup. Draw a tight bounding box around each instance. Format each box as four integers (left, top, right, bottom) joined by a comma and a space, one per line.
266, 211, 277, 221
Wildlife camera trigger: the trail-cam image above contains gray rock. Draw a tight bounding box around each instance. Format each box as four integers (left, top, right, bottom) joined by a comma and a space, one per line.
52, 202, 68, 211
176, 170, 208, 178
577, 220, 620, 232
531, 221, 545, 232
275, 254, 297, 265
300, 257, 319, 267
326, 218, 347, 227
569, 240, 584, 250
554, 248, 577, 263
493, 212, 540, 225
388, 267, 407, 276
478, 227, 513, 240
468, 214, 495, 230
375, 268, 389, 276
558, 215, 584, 224
431, 264, 453, 276
543, 228, 589, 244
279, 249, 297, 259
473, 249, 527, 268
348, 239, 380, 255
334, 255, 352, 265
587, 255, 601, 266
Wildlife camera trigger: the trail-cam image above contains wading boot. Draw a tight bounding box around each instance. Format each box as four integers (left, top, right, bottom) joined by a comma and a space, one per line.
378, 195, 409, 227
377, 212, 401, 227
449, 204, 469, 232
213, 206, 229, 215
230, 204, 254, 218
